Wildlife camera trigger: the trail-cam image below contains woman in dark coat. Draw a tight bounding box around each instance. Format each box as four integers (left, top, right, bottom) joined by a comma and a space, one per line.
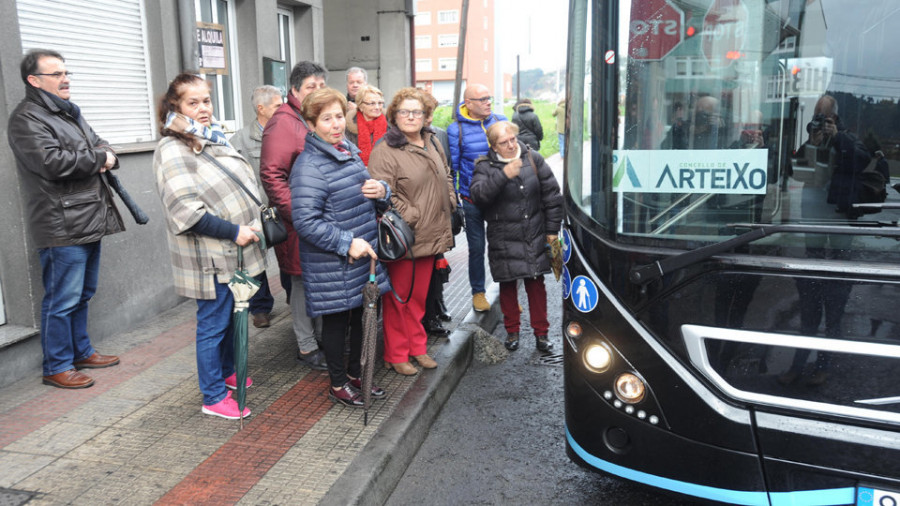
511, 98, 544, 151
290, 87, 392, 407
470, 121, 563, 352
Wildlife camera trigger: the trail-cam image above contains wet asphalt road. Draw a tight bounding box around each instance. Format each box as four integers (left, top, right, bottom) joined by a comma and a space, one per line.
386, 275, 697, 506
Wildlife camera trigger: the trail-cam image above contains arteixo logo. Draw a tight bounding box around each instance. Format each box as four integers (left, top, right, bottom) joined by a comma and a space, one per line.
613, 154, 641, 188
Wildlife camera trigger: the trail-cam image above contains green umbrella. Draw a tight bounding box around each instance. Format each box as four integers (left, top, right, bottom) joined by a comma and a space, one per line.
228, 245, 261, 429
360, 257, 380, 425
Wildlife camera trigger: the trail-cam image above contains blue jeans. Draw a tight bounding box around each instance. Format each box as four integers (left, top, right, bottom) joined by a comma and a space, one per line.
195, 280, 235, 406
39, 242, 101, 376
463, 200, 486, 294
558, 133, 565, 158
249, 272, 274, 315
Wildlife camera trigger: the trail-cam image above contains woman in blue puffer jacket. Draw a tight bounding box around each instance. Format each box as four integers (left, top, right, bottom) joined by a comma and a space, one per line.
290, 87, 392, 407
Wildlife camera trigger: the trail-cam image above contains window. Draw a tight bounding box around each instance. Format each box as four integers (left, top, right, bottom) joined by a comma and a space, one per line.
438, 10, 459, 24
673, 56, 707, 78
415, 35, 431, 49
484, 37, 489, 52
278, 8, 294, 70
416, 58, 432, 72
196, 0, 242, 132
438, 34, 458, 48
438, 58, 457, 71
415, 12, 431, 25
16, 0, 154, 144
675, 57, 688, 77
483, 15, 488, 30
484, 59, 489, 73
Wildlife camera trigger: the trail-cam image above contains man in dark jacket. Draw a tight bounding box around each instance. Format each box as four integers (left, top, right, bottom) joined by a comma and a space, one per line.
447, 84, 507, 312
7, 49, 124, 389
260, 61, 328, 370
512, 98, 543, 150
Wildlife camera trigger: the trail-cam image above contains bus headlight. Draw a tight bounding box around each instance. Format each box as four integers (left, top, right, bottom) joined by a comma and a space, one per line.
615, 373, 646, 404
566, 321, 583, 338
583, 343, 612, 373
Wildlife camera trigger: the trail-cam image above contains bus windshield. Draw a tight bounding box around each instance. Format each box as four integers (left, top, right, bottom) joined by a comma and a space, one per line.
569, 0, 900, 257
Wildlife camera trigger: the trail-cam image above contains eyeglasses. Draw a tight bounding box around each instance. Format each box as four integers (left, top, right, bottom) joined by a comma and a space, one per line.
362, 101, 384, 107
397, 109, 425, 118
32, 71, 73, 79
468, 96, 492, 103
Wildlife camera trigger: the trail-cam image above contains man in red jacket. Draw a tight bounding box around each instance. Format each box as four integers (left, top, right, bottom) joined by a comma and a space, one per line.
260, 61, 327, 369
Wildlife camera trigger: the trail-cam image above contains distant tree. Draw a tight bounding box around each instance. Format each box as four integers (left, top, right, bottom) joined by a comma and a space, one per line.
512, 68, 545, 97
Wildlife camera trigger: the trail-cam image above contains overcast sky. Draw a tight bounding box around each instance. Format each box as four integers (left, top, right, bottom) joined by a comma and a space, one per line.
494, 0, 569, 74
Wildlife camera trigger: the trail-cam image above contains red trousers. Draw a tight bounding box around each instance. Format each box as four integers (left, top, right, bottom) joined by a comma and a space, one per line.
499, 276, 549, 335
383, 256, 435, 363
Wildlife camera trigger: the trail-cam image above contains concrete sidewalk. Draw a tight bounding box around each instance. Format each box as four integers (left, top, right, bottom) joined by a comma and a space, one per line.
0, 240, 501, 506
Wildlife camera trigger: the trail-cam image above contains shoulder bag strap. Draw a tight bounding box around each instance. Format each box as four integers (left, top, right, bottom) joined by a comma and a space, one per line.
200, 151, 263, 210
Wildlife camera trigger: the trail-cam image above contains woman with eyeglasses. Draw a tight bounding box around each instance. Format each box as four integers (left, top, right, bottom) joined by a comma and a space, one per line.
469, 121, 563, 353
368, 87, 457, 376
345, 85, 387, 166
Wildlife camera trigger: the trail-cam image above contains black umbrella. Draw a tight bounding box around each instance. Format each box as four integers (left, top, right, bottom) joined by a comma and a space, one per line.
360, 257, 380, 425
227, 246, 260, 429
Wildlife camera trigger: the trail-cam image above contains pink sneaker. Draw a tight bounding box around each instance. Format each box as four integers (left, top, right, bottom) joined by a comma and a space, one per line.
224, 373, 253, 390
202, 391, 250, 419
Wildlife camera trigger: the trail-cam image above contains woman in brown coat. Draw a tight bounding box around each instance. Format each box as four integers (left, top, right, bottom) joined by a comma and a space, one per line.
368, 87, 457, 375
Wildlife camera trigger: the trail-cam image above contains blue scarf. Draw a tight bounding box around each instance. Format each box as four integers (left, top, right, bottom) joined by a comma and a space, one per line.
164, 112, 232, 149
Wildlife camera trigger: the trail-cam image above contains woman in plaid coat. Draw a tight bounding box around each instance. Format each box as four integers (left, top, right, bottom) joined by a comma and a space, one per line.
153, 73, 266, 420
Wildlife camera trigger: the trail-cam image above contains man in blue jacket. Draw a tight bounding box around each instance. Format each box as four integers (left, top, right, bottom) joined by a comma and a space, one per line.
447, 84, 507, 312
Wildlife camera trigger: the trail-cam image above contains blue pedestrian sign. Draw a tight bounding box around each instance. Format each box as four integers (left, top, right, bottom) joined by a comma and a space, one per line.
562, 228, 572, 264
572, 275, 599, 313
562, 267, 571, 299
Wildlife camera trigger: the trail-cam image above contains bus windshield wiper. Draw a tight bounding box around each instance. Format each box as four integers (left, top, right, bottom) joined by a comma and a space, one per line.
629, 222, 900, 285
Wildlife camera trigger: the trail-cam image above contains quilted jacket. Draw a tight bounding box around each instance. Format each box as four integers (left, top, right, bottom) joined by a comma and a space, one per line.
470, 143, 563, 283
289, 133, 390, 317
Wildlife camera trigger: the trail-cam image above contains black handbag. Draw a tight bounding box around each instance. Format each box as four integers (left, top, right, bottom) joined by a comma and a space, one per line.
259, 206, 288, 246
201, 152, 288, 247
377, 208, 415, 261
377, 207, 417, 303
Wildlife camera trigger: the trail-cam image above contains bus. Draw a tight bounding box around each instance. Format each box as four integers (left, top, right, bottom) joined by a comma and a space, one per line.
561, 0, 900, 504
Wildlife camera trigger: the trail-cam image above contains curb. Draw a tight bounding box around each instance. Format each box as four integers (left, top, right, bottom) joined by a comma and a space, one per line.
320, 283, 502, 506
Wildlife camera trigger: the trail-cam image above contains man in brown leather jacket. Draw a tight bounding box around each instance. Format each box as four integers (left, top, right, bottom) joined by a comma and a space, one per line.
7, 49, 124, 389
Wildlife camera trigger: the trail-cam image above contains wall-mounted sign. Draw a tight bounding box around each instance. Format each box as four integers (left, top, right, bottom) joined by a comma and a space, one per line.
263, 57, 288, 98
197, 22, 228, 75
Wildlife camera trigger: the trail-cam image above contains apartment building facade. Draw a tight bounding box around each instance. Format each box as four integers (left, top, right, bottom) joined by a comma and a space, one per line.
412, 0, 494, 104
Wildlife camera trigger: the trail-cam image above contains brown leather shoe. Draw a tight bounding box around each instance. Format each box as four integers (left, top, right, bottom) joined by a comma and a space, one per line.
252, 313, 271, 328
411, 354, 437, 369
73, 352, 120, 369
43, 369, 94, 389
385, 361, 419, 375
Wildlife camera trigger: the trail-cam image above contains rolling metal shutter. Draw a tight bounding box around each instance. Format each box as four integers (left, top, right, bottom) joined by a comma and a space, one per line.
17, 0, 155, 145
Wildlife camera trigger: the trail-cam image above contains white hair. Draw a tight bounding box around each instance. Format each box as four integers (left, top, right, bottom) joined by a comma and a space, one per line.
346, 67, 368, 81
251, 85, 282, 108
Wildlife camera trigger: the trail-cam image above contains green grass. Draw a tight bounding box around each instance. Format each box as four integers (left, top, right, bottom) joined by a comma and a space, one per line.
432, 101, 561, 159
